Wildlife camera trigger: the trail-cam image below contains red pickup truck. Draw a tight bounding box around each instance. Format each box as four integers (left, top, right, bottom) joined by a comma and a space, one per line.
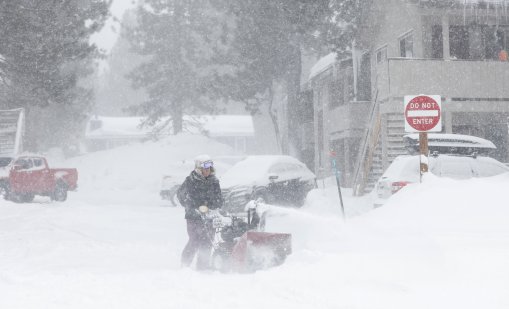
0, 155, 78, 202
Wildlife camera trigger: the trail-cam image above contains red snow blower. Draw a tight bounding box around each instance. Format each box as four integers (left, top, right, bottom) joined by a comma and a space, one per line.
198, 202, 292, 272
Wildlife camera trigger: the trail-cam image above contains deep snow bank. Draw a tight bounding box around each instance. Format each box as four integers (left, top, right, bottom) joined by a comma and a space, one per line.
61, 133, 236, 204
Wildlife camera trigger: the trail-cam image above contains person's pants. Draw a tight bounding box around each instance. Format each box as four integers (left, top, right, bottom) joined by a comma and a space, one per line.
181, 219, 212, 270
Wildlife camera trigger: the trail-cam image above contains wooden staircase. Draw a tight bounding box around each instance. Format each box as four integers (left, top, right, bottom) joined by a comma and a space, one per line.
352, 109, 408, 196
0, 108, 25, 156
352, 99, 381, 196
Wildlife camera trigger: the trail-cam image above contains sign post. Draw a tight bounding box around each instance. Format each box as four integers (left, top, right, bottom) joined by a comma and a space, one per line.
419, 132, 429, 175
404, 95, 442, 180
329, 150, 345, 220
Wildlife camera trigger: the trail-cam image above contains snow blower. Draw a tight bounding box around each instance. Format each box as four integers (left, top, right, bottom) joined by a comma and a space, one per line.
198, 201, 292, 272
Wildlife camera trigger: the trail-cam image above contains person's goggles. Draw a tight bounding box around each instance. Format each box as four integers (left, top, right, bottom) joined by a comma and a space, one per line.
201, 160, 213, 169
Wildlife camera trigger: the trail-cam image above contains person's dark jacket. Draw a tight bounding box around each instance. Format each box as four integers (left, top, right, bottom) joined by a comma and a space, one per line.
177, 170, 223, 220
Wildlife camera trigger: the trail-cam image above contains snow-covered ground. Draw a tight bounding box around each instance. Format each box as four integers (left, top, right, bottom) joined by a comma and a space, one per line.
1, 133, 509, 309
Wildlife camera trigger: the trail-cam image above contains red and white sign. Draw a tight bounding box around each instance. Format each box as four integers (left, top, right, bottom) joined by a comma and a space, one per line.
404, 95, 442, 132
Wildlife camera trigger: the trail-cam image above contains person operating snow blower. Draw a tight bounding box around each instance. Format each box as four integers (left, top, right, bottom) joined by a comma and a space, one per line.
177, 154, 223, 270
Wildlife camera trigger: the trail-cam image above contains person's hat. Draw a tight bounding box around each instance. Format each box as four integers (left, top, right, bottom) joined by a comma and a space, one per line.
194, 154, 213, 169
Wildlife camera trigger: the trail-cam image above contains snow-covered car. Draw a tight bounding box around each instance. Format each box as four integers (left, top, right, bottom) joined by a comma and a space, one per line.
5, 155, 78, 202
374, 154, 509, 208
220, 155, 316, 213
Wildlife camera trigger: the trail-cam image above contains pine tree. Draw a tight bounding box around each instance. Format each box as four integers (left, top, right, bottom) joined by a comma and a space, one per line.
210, 0, 329, 153
126, 0, 226, 134
324, 0, 374, 56
0, 0, 109, 151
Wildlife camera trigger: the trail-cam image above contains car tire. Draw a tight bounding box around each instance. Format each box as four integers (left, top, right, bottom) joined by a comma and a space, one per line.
52, 182, 68, 202
20, 193, 35, 203
0, 182, 8, 200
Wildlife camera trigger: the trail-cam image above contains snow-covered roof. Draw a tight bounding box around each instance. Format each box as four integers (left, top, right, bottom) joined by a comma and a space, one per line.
309, 52, 337, 80
419, 0, 507, 4
456, 0, 507, 3
199, 115, 254, 137
419, 0, 509, 7
85, 115, 254, 140
403, 133, 496, 149
85, 116, 148, 139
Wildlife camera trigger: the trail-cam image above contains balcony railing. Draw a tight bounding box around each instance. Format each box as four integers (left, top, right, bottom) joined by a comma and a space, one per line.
378, 58, 509, 99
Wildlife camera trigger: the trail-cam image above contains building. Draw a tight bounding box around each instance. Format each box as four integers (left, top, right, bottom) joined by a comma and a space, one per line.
308, 52, 366, 185
0, 108, 25, 156
308, 0, 509, 193
84, 115, 255, 154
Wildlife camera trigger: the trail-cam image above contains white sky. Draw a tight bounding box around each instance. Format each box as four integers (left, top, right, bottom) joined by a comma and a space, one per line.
90, 0, 139, 54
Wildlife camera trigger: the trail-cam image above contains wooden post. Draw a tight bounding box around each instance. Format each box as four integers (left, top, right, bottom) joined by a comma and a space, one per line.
419, 132, 428, 182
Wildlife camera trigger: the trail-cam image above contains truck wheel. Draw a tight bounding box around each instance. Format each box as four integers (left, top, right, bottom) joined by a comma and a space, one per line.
20, 193, 35, 203
1, 184, 20, 202
0, 182, 8, 200
1, 186, 15, 201
52, 182, 68, 202
6, 192, 23, 203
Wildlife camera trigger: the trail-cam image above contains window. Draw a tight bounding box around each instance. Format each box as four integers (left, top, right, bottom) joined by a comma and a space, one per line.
450, 26, 469, 59
399, 32, 414, 58
358, 52, 371, 101
444, 25, 509, 60
31, 158, 46, 171
328, 80, 342, 109
15, 158, 33, 170
489, 27, 509, 60
0, 157, 12, 167
431, 25, 443, 59
376, 46, 387, 64
33, 158, 43, 167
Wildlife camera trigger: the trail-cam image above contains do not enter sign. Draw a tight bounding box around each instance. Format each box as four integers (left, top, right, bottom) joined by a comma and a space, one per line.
404, 95, 442, 132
